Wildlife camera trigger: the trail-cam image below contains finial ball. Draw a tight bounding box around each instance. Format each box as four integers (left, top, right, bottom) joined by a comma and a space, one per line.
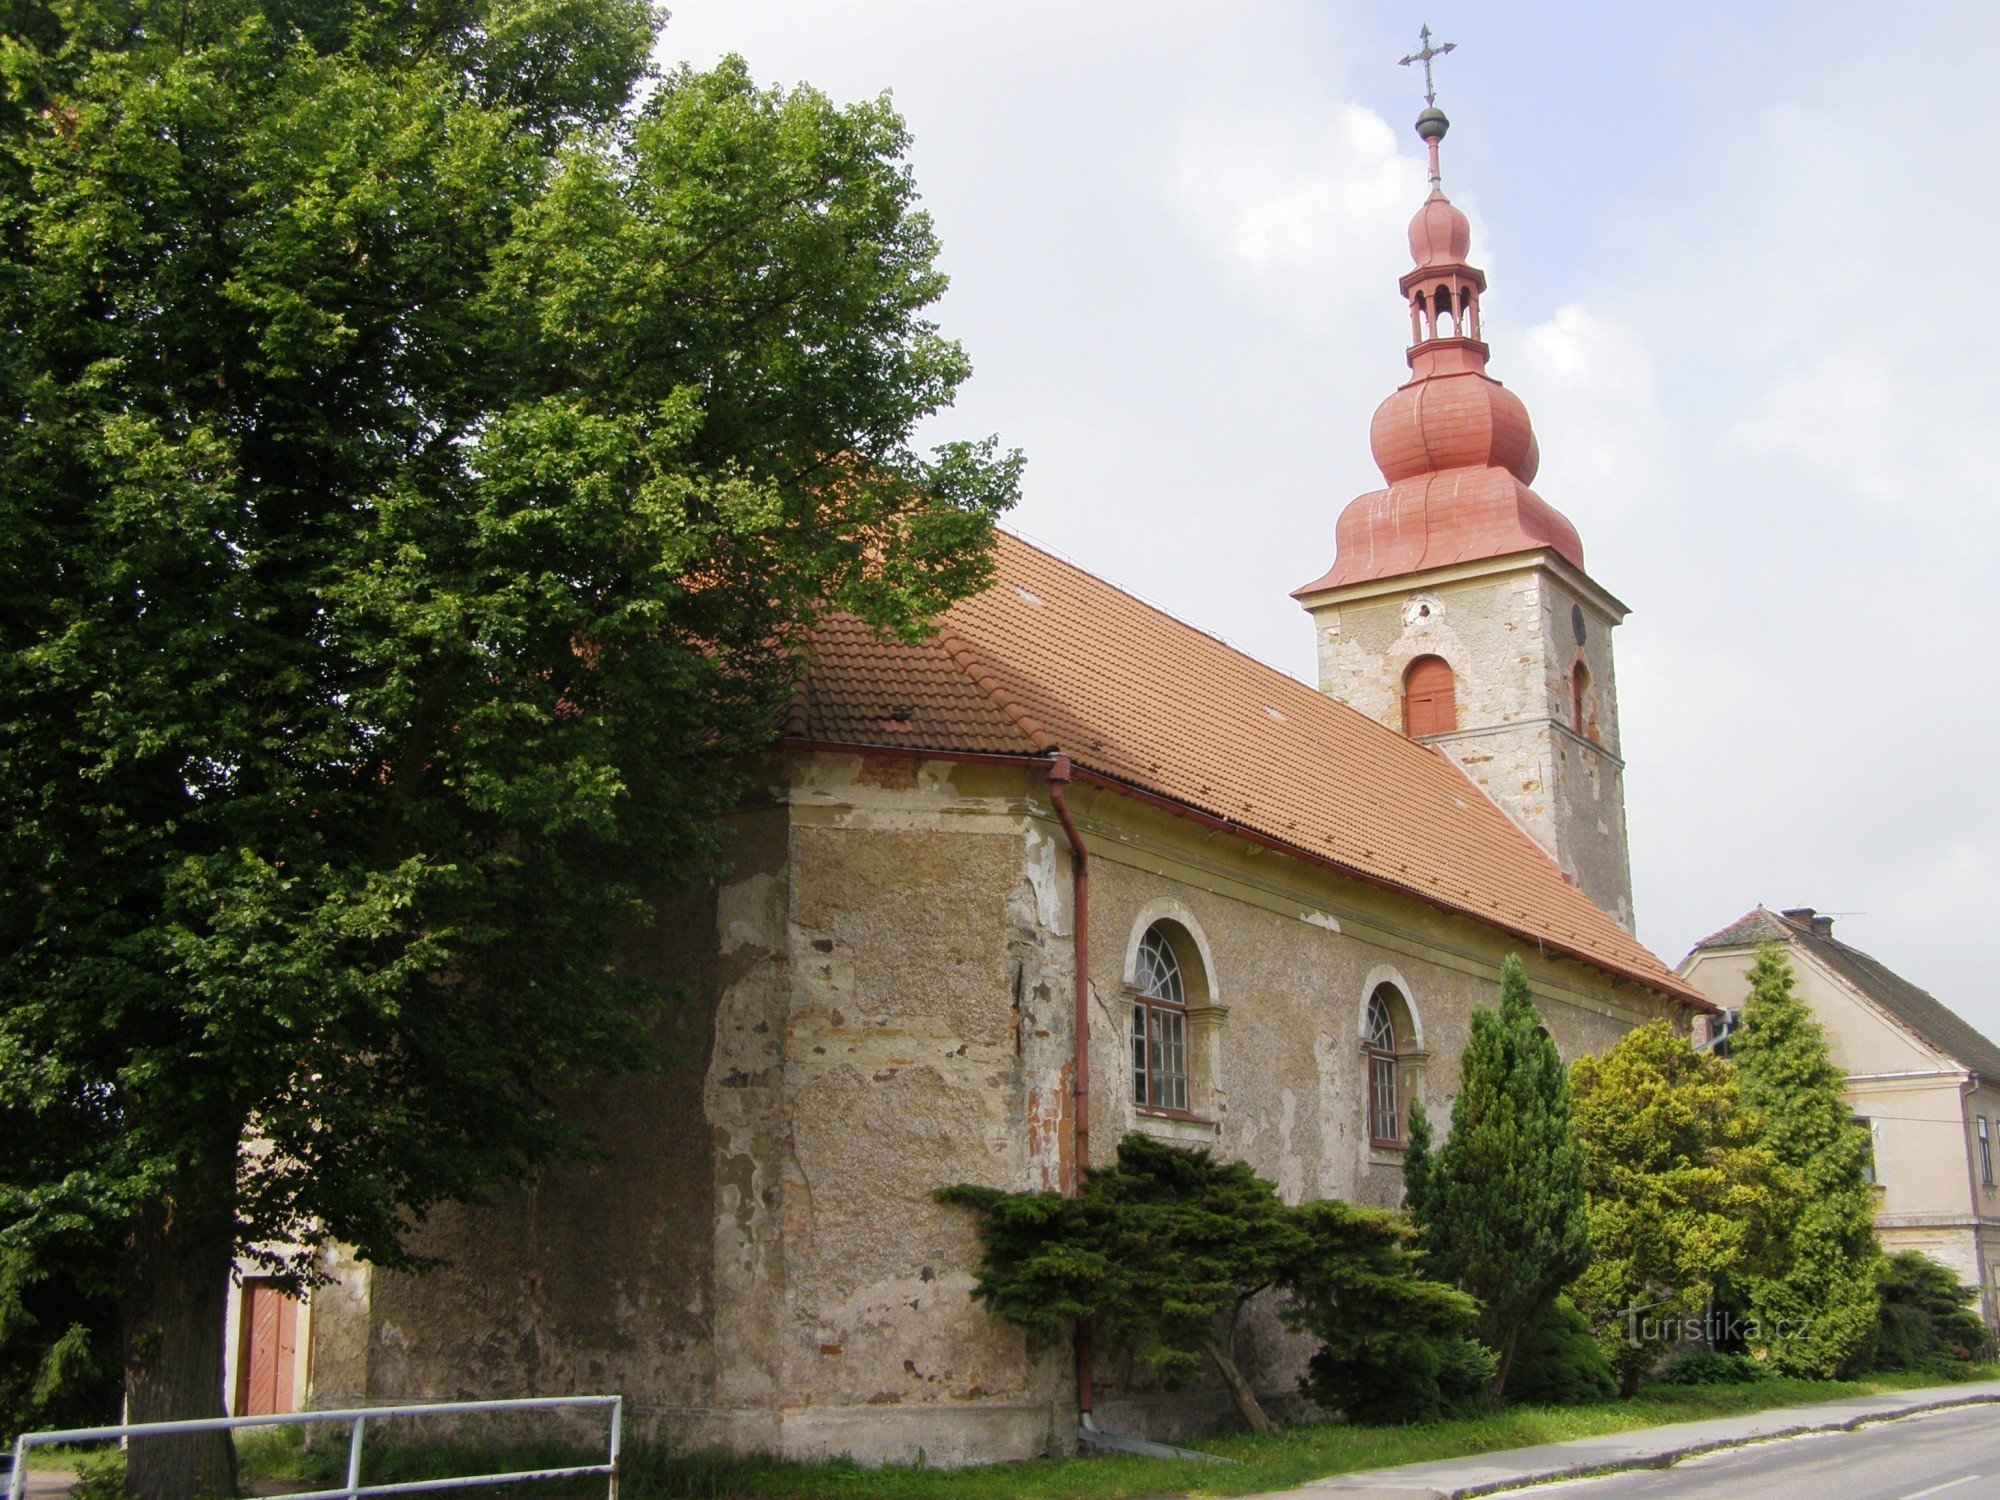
1415, 107, 1449, 142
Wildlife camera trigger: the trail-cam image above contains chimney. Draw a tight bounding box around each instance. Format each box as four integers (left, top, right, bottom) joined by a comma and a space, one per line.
1781, 906, 1834, 938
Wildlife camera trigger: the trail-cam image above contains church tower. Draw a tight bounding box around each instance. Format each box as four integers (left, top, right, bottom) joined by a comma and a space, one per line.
1294, 94, 1637, 929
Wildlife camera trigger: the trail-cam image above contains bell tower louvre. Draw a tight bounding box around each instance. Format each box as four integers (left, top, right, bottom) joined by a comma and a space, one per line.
1294, 79, 1637, 931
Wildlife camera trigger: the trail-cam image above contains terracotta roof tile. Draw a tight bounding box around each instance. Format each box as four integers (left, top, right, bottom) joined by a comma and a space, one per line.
796, 531, 1704, 1007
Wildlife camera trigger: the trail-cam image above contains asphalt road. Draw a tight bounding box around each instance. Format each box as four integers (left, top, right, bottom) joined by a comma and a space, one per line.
1504, 1404, 2000, 1500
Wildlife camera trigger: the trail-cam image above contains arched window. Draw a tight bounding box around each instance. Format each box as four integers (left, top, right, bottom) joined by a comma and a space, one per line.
1570, 661, 1592, 741
1365, 986, 1403, 1146
1403, 655, 1456, 738
1131, 926, 1188, 1112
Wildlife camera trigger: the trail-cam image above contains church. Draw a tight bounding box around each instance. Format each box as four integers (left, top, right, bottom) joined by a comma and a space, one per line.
270, 102, 1712, 1464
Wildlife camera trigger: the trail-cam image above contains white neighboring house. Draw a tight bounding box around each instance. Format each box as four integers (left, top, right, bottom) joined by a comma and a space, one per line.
1681, 906, 2000, 1331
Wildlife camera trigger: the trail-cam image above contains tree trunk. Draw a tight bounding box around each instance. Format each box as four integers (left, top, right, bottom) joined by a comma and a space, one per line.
1485, 1323, 1523, 1413
122, 1174, 240, 1500
1199, 1335, 1274, 1434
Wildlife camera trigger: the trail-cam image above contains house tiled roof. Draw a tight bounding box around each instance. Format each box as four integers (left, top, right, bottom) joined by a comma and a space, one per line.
793, 530, 1705, 1008
1691, 907, 2000, 1082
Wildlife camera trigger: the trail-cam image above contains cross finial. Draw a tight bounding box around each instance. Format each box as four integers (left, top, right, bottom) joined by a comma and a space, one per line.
1399, 24, 1455, 107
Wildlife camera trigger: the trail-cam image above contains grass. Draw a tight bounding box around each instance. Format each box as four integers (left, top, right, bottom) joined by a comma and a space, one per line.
217, 1364, 1998, 1500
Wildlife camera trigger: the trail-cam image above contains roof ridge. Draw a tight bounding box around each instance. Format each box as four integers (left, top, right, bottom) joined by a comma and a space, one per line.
1688, 905, 1786, 952
930, 625, 1056, 755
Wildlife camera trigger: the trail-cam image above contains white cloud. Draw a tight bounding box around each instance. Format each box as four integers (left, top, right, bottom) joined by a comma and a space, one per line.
1513, 303, 1664, 500
1173, 102, 1422, 283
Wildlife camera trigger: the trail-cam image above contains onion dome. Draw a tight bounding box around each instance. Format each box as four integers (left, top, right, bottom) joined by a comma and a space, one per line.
1294, 108, 1583, 598
1409, 190, 1472, 268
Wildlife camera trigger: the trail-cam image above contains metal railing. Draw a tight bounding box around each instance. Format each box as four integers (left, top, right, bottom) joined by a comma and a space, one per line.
7, 1395, 621, 1500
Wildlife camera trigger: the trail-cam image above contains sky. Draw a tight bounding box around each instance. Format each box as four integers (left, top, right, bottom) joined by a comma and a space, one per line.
654, 2, 2000, 1043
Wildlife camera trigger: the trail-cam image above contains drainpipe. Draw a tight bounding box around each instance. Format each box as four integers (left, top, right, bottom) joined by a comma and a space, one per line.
1044, 753, 1093, 1417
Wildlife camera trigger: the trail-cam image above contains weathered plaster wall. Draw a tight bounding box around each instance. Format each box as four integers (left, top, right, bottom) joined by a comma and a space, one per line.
1064, 780, 1677, 1437
770, 751, 1073, 1463
319, 805, 776, 1436
1307, 561, 1635, 929
313, 751, 1686, 1465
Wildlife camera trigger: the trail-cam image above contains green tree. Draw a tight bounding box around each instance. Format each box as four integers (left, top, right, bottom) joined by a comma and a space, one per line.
1568, 1022, 1779, 1393
1283, 1199, 1491, 1423
942, 1135, 1307, 1433
1868, 1251, 1989, 1373
0, 1237, 121, 1435
1728, 946, 1880, 1376
1411, 955, 1589, 1406
0, 7, 1015, 1497
1505, 1295, 1617, 1407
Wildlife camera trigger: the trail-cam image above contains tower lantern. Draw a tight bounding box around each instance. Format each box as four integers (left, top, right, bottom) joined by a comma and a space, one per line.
1294, 43, 1638, 929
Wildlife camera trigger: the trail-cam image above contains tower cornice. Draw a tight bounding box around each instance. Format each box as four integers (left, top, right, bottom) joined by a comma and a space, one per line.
1294, 547, 1630, 625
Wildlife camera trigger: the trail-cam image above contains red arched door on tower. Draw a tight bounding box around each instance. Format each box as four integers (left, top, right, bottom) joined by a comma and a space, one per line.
1402, 655, 1457, 738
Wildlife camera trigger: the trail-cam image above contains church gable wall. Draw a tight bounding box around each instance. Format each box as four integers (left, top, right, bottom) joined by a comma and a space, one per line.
765, 753, 1075, 1462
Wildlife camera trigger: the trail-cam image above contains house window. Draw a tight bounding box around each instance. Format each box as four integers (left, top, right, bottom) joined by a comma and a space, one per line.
1979, 1115, 1993, 1189
1402, 655, 1456, 738
1365, 986, 1403, 1146
1131, 926, 1188, 1112
1856, 1115, 1880, 1185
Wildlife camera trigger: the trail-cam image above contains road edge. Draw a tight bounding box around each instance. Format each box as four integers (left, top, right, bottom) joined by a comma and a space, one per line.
1289, 1387, 2000, 1498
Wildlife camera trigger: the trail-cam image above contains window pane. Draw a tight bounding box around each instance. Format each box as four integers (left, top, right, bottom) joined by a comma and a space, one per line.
1138, 928, 1185, 1004
1163, 1009, 1186, 1111
1131, 1002, 1148, 1104
1365, 990, 1397, 1050
1370, 1053, 1399, 1141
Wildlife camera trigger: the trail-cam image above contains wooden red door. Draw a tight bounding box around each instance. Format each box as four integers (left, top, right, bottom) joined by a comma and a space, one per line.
1402, 655, 1457, 737
235, 1281, 299, 1415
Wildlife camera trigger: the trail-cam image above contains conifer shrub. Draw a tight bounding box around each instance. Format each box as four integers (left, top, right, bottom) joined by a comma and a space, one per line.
941, 1134, 1483, 1432
1728, 946, 1881, 1376
1567, 1021, 1780, 1394
1403, 955, 1590, 1406
1283, 1200, 1491, 1423
1505, 1296, 1617, 1406
1865, 1251, 1989, 1374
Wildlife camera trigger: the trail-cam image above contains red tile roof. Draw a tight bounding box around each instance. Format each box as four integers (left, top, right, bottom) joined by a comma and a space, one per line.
792, 531, 1706, 1008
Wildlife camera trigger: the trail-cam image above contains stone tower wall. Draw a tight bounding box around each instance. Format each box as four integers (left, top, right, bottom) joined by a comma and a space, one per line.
1308, 558, 1634, 929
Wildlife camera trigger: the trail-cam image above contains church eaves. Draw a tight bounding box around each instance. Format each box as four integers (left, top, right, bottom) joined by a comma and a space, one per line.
793, 530, 1707, 1010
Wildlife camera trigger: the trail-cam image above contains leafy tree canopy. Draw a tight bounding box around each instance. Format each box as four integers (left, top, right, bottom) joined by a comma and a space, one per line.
1727, 947, 1880, 1376
1568, 1021, 1781, 1393
0, 3, 1015, 1493
1408, 954, 1589, 1406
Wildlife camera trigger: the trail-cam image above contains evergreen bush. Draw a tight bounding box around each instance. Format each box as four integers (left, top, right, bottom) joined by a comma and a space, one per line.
1283, 1200, 1491, 1423
1404, 955, 1589, 1405
1865, 1251, 1988, 1373
1505, 1296, 1617, 1406
943, 1134, 1484, 1432
1728, 947, 1881, 1376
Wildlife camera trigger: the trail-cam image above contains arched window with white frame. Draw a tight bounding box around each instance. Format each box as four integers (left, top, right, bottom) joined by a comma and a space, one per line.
1131, 925, 1189, 1112
1365, 984, 1410, 1146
